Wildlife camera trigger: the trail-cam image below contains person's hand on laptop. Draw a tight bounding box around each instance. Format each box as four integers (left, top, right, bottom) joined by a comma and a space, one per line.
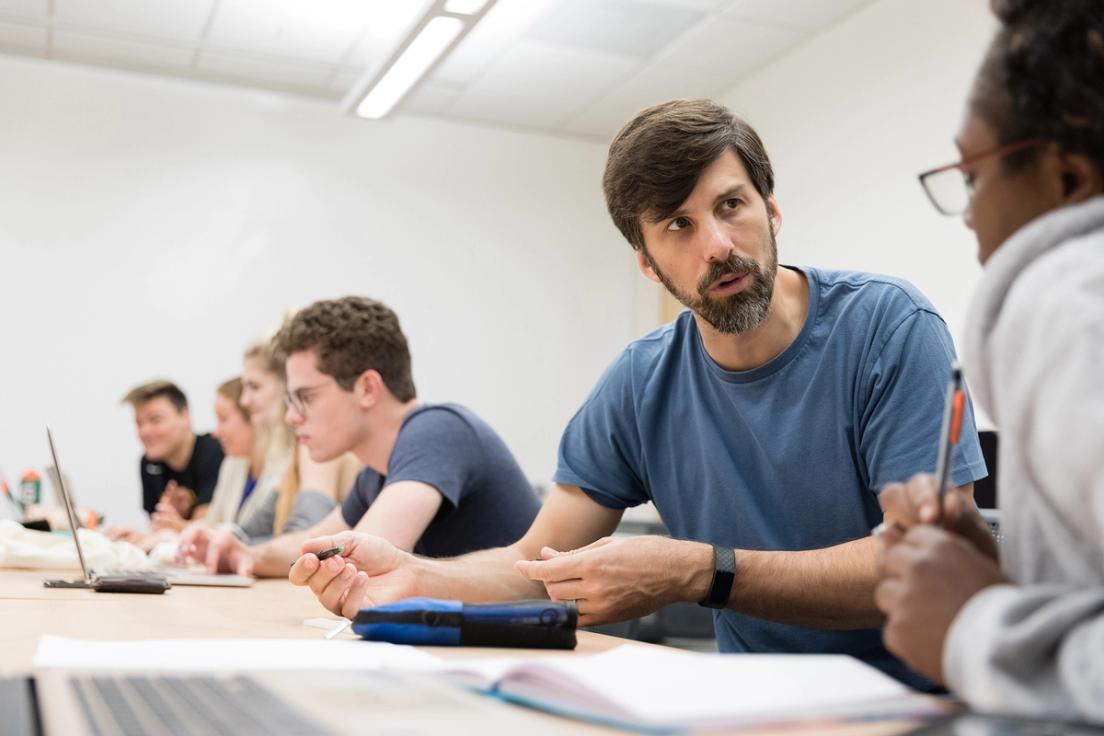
289, 532, 418, 619
177, 525, 254, 577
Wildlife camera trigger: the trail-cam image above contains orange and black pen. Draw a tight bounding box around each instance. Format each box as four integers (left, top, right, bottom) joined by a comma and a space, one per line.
933, 363, 966, 526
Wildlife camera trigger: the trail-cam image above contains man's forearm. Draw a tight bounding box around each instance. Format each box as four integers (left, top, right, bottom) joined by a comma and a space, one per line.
672, 537, 883, 629
252, 531, 313, 578
413, 543, 547, 602
725, 537, 883, 628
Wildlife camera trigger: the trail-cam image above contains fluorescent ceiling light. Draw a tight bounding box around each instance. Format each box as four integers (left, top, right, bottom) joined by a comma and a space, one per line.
355, 15, 464, 119
444, 0, 491, 14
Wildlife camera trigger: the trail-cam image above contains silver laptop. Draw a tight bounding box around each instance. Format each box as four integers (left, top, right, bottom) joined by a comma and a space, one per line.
43, 426, 171, 593
42, 427, 250, 590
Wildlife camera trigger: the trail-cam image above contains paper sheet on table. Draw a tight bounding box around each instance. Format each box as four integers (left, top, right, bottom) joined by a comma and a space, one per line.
33, 635, 440, 672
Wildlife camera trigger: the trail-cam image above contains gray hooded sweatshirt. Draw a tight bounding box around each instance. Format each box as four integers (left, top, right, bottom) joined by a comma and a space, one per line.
943, 195, 1104, 720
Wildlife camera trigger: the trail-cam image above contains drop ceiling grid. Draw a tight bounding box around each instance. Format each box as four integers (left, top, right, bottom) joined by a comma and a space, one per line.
0, 0, 880, 140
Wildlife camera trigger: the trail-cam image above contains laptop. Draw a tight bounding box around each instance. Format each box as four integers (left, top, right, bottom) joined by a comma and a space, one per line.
42, 427, 250, 591
3, 667, 558, 736
975, 430, 1002, 544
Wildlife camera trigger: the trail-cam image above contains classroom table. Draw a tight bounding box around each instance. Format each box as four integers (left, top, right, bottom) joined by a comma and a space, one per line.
0, 569, 922, 735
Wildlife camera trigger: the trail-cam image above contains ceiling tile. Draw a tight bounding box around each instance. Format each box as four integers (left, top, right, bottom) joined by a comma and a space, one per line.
447, 84, 574, 129
341, 0, 431, 74
647, 0, 728, 9
0, 0, 47, 21
0, 20, 47, 53
195, 49, 337, 93
472, 39, 640, 100
52, 30, 195, 71
656, 15, 805, 77
723, 0, 873, 32
206, 0, 377, 64
329, 66, 362, 96
430, 0, 557, 87
53, 0, 214, 41
524, 0, 705, 61
401, 81, 462, 116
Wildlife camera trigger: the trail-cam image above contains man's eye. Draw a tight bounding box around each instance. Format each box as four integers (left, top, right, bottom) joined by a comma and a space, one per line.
723, 198, 741, 209
667, 216, 690, 231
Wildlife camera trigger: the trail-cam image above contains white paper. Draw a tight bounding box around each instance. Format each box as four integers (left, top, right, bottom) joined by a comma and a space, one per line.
33, 635, 439, 672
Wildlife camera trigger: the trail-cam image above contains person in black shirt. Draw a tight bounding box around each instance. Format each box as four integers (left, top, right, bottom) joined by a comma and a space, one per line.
121, 381, 223, 529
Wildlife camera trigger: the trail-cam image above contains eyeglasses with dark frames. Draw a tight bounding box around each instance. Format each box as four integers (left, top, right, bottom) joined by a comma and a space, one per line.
918, 138, 1043, 216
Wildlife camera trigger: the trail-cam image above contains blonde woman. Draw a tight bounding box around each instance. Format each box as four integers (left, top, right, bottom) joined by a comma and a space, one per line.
203, 377, 283, 526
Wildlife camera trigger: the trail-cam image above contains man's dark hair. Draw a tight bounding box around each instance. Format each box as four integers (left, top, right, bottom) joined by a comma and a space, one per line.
275, 297, 417, 402
603, 99, 775, 251
122, 380, 189, 412
972, 0, 1104, 173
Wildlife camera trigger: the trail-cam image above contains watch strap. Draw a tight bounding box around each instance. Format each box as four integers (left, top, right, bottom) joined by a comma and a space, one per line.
698, 544, 736, 609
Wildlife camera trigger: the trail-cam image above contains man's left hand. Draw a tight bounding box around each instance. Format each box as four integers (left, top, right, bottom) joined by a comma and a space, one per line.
874, 525, 1010, 682
515, 535, 711, 627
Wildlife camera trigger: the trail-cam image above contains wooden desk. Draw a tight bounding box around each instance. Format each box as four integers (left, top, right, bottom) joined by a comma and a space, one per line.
0, 569, 919, 735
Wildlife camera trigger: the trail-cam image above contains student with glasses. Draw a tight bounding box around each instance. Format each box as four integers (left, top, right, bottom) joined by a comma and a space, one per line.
875, 0, 1104, 720
178, 297, 541, 577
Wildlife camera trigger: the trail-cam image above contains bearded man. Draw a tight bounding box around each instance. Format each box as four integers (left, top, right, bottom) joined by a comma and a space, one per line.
289, 99, 986, 689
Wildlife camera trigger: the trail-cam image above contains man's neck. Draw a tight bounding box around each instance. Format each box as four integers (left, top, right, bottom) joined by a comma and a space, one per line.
695, 267, 809, 372
165, 432, 197, 472
353, 399, 420, 476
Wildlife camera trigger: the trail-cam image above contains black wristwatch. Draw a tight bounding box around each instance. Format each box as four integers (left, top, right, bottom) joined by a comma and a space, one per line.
698, 544, 736, 609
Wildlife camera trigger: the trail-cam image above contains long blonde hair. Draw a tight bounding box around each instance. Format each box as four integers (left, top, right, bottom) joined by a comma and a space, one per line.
243, 326, 298, 532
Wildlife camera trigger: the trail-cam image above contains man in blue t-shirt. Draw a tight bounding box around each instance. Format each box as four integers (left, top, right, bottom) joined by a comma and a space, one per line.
179, 296, 541, 580
292, 100, 985, 686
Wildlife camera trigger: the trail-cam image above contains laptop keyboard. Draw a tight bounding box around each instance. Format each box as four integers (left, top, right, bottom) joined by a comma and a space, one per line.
70, 674, 332, 736
0, 677, 40, 736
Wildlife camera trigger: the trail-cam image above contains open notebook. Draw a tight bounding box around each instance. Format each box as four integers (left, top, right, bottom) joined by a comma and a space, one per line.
435, 646, 948, 732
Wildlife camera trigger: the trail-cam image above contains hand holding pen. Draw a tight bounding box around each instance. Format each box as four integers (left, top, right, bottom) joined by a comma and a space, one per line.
873, 363, 997, 561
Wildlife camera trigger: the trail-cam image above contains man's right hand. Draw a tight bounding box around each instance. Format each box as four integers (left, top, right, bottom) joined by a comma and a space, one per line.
177, 525, 255, 577
288, 532, 419, 619
878, 473, 998, 563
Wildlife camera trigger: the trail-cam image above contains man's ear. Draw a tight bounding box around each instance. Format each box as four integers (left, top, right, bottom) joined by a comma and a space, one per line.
636, 248, 661, 284
354, 370, 383, 409
766, 194, 783, 237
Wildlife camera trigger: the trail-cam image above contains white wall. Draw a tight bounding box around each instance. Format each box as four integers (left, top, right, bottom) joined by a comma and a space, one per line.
0, 56, 640, 527
719, 0, 996, 420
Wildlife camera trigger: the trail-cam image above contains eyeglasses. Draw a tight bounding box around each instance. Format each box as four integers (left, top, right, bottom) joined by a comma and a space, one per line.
284, 382, 330, 418
918, 138, 1042, 216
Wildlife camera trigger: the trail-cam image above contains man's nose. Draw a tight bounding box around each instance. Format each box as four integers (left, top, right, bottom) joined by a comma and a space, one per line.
699, 218, 733, 263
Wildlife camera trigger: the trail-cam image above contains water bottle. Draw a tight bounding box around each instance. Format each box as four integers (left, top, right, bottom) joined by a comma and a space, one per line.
18, 469, 41, 508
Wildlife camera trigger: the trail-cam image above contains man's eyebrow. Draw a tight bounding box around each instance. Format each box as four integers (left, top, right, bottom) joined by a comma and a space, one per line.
713, 184, 750, 206
646, 184, 752, 225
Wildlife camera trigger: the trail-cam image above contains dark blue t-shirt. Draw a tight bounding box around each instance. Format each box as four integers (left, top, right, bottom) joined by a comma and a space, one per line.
554, 267, 987, 686
341, 403, 542, 558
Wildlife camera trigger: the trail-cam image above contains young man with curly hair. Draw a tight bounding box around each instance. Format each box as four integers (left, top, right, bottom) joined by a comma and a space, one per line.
179, 297, 541, 578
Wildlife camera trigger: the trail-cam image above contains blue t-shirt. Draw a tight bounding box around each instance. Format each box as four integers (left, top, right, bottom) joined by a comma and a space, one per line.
341, 403, 542, 558
555, 267, 987, 686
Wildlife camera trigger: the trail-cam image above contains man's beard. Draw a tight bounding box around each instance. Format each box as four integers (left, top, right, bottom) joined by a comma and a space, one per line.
646, 226, 779, 335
